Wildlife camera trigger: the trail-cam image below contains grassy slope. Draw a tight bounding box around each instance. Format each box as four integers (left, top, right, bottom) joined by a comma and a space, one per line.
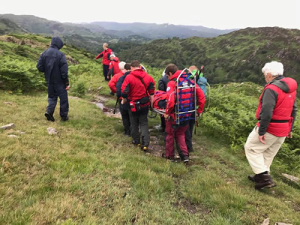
0, 91, 299, 225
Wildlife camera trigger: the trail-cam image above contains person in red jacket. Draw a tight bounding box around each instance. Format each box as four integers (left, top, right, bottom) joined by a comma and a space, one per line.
107, 54, 121, 81
245, 61, 298, 190
108, 61, 126, 94
121, 60, 155, 151
95, 43, 112, 81
163, 64, 205, 163
108, 62, 132, 136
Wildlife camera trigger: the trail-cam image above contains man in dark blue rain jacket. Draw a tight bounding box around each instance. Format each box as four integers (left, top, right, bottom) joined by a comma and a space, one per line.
37, 37, 69, 122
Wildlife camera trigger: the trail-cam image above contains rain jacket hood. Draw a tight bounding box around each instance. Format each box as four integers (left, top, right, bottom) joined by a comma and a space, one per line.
130, 69, 148, 79
51, 37, 64, 50
271, 77, 297, 93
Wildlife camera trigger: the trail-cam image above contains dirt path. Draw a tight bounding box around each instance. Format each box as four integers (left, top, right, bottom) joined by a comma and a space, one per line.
88, 94, 202, 161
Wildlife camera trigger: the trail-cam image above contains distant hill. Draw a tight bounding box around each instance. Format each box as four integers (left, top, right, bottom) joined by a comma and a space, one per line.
0, 14, 99, 36
0, 14, 235, 39
90, 21, 236, 39
118, 27, 300, 87
0, 14, 151, 54
0, 18, 28, 35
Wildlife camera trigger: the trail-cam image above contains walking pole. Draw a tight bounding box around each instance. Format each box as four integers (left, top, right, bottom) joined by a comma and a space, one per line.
194, 113, 202, 135
113, 98, 119, 114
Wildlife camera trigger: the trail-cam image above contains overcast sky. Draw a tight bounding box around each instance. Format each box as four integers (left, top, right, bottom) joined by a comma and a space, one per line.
1, 0, 299, 30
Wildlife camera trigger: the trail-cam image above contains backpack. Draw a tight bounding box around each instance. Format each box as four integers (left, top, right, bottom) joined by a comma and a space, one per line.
197, 76, 207, 97
174, 70, 197, 124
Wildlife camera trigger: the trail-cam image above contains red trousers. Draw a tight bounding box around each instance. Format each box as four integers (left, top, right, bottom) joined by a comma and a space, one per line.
165, 120, 189, 158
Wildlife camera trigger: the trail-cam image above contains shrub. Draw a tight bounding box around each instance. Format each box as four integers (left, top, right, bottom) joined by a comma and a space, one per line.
0, 56, 46, 93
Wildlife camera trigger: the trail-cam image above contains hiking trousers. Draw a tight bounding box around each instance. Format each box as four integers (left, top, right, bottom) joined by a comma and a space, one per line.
47, 83, 69, 118
165, 120, 189, 158
119, 100, 131, 135
129, 107, 150, 147
176, 120, 195, 158
244, 126, 286, 174
103, 64, 110, 81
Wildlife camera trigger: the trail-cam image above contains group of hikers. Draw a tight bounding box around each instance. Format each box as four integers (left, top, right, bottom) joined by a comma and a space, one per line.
37, 37, 297, 190
96, 43, 206, 163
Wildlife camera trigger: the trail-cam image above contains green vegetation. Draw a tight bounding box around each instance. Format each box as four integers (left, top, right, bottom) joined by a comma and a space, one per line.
0, 34, 106, 95
119, 27, 300, 88
0, 33, 299, 224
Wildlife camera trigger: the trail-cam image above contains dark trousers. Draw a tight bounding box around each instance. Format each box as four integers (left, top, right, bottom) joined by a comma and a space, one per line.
160, 115, 166, 131
47, 84, 69, 118
165, 120, 189, 158
129, 107, 150, 147
119, 99, 131, 135
176, 120, 195, 157
103, 64, 110, 81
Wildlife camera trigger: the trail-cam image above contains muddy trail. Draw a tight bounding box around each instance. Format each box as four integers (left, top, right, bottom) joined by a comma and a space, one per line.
91, 95, 121, 119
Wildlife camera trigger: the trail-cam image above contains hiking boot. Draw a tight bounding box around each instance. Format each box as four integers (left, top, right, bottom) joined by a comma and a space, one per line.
183, 155, 189, 163
248, 175, 255, 182
132, 140, 141, 147
254, 174, 276, 190
61, 116, 69, 121
141, 146, 149, 152
45, 112, 55, 122
123, 132, 131, 137
162, 153, 175, 162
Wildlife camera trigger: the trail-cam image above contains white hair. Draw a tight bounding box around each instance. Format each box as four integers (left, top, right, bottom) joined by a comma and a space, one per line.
262, 61, 284, 77
119, 61, 126, 70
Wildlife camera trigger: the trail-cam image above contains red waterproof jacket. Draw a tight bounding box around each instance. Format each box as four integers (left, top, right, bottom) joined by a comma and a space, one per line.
165, 70, 205, 120
108, 71, 124, 94
95, 48, 112, 65
121, 69, 155, 102
109, 57, 120, 75
256, 77, 297, 137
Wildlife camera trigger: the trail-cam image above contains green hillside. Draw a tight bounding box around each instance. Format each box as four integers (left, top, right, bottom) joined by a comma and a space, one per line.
119, 27, 300, 86
0, 18, 28, 35
0, 33, 299, 224
0, 14, 151, 55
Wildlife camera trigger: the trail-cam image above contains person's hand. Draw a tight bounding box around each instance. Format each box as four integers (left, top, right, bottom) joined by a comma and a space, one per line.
66, 86, 70, 91
287, 132, 293, 138
107, 76, 110, 80
163, 114, 169, 119
121, 98, 127, 105
259, 135, 266, 144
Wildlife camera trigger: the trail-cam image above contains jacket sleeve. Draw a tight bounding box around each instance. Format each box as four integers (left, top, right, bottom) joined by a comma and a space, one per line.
258, 89, 277, 136
95, 51, 104, 59
158, 79, 165, 91
107, 67, 113, 78
116, 75, 125, 98
121, 76, 130, 99
196, 84, 206, 114
108, 75, 117, 93
36, 52, 45, 72
147, 77, 155, 95
165, 81, 175, 115
60, 54, 69, 86
291, 99, 298, 131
